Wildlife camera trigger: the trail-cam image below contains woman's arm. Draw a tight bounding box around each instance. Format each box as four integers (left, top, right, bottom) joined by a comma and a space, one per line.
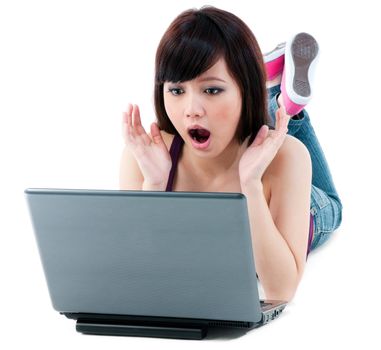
241, 135, 312, 302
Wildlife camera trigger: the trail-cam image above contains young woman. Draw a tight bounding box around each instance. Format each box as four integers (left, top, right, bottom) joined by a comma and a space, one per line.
119, 6, 343, 302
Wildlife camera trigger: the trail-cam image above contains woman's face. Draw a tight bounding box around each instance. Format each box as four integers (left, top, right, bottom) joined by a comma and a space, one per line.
163, 58, 242, 156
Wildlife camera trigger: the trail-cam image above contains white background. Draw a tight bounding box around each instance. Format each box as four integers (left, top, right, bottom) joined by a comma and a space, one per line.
1, 0, 380, 348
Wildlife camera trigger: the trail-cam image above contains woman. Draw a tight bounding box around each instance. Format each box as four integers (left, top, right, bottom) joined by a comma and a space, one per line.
119, 6, 343, 302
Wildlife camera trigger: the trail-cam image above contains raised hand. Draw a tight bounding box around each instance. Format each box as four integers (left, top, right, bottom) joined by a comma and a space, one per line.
238, 106, 291, 187
122, 103, 172, 188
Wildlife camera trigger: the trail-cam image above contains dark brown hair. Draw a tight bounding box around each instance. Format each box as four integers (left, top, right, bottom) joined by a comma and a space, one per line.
154, 6, 269, 145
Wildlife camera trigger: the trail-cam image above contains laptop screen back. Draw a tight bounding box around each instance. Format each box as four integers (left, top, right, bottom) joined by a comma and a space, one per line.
25, 188, 262, 323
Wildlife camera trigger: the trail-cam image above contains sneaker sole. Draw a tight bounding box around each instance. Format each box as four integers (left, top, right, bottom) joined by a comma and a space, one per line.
285, 33, 319, 105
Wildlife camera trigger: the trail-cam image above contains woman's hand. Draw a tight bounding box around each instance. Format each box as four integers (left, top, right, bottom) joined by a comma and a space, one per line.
122, 103, 172, 188
238, 106, 291, 187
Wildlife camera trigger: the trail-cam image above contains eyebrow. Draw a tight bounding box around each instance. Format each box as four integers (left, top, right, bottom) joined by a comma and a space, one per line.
165, 76, 227, 85
197, 76, 227, 83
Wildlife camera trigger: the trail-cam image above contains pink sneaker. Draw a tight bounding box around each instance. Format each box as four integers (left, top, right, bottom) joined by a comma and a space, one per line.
263, 42, 286, 81
280, 32, 319, 116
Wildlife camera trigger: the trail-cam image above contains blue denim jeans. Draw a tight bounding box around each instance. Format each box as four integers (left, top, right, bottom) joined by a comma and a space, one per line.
267, 85, 343, 251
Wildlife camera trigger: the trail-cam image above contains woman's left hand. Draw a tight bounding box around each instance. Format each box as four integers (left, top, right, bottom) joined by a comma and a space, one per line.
238, 106, 291, 187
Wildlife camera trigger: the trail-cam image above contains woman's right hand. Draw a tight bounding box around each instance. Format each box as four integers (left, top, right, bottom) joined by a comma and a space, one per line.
122, 103, 172, 189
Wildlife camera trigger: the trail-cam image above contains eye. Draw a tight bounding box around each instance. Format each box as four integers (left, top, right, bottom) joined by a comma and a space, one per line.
168, 88, 184, 96
205, 87, 223, 95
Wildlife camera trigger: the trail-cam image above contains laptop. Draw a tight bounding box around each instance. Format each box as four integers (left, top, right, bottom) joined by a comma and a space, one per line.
25, 188, 287, 340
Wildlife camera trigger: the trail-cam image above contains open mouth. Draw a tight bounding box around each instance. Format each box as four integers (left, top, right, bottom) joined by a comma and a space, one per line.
188, 128, 211, 144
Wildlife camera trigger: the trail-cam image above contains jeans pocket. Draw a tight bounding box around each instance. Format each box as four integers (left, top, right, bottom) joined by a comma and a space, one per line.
311, 186, 330, 210
310, 186, 337, 235
311, 189, 342, 236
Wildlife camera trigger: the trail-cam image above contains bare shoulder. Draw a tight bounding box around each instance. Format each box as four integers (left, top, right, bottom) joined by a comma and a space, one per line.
264, 134, 312, 182
278, 134, 311, 161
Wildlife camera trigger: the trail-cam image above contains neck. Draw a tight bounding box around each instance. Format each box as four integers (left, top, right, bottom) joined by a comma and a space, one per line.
182, 138, 243, 181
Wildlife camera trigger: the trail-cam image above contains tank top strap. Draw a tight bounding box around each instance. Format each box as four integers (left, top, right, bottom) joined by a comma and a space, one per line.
165, 134, 184, 192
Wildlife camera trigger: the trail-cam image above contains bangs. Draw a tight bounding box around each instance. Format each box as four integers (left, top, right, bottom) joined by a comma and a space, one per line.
156, 13, 225, 83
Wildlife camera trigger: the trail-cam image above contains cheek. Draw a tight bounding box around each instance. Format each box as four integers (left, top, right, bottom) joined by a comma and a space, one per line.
218, 97, 241, 123
163, 97, 177, 122
213, 99, 241, 138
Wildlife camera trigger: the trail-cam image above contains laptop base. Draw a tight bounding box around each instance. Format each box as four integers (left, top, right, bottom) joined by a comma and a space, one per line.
64, 312, 255, 340
76, 318, 208, 340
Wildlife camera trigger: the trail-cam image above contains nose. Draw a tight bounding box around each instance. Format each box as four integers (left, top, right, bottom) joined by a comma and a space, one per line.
184, 93, 205, 118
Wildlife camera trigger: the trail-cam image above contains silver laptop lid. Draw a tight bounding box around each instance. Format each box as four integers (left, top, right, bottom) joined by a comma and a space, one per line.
25, 188, 262, 323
